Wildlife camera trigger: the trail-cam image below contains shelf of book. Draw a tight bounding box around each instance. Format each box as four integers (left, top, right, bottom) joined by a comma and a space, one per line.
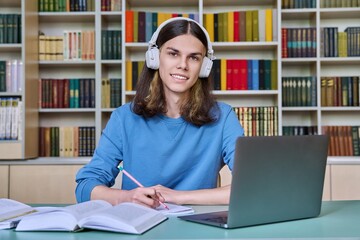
0, 0, 39, 159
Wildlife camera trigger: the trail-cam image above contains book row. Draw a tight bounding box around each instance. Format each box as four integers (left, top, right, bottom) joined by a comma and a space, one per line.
234, 106, 278, 137
101, 78, 121, 109
321, 76, 360, 107
0, 98, 22, 141
38, 0, 95, 12
0, 14, 22, 44
282, 0, 316, 8
282, 76, 317, 107
39, 126, 96, 157
0, 60, 23, 93
40, 78, 95, 109
39, 30, 95, 61
125, 11, 199, 43
203, 9, 277, 42
322, 125, 360, 156
101, 0, 121, 11
125, 59, 278, 92
101, 30, 121, 60
321, 0, 360, 8
283, 126, 318, 136
281, 28, 317, 58
320, 27, 360, 58
213, 59, 278, 91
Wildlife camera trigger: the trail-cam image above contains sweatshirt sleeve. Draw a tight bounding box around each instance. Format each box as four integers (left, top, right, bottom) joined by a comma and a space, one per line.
221, 105, 244, 171
75, 110, 124, 202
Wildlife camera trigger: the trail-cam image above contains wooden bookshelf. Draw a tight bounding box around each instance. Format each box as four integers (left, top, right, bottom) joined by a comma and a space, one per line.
0, 0, 39, 159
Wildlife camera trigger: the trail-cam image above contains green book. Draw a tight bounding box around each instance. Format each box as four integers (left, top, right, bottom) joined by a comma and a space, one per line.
0, 61, 5, 92
133, 11, 138, 42
252, 10, 259, 41
245, 10, 253, 41
352, 126, 360, 156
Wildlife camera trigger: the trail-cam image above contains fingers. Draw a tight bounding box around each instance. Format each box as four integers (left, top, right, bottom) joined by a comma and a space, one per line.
129, 187, 162, 209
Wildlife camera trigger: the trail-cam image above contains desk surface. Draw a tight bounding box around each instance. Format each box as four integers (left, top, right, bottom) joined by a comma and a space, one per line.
1, 200, 360, 240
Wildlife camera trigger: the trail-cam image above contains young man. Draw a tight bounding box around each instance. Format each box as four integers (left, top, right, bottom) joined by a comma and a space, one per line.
75, 17, 244, 208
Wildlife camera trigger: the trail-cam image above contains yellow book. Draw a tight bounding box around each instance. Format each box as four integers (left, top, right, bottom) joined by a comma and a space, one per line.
126, 61, 132, 91
245, 10, 253, 42
101, 78, 106, 108
204, 13, 214, 42
227, 11, 234, 42
182, 13, 189, 18
220, 58, 227, 90
157, 12, 168, 26
265, 9, 273, 42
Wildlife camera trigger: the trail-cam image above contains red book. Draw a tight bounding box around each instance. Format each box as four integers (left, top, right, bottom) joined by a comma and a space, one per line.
226, 59, 234, 90
281, 28, 288, 58
63, 79, 70, 108
125, 10, 134, 42
233, 11, 240, 42
52, 79, 58, 108
238, 59, 248, 90
58, 79, 64, 108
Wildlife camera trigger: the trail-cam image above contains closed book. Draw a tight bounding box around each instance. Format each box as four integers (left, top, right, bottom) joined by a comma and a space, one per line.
245, 10, 253, 42
145, 12, 153, 42
352, 126, 360, 156
265, 9, 273, 42
220, 58, 227, 90
239, 11, 246, 41
252, 10, 259, 41
125, 61, 132, 91
204, 13, 214, 42
227, 11, 234, 42
238, 59, 248, 90
125, 10, 134, 42
138, 11, 146, 42
233, 11, 239, 42
251, 59, 259, 90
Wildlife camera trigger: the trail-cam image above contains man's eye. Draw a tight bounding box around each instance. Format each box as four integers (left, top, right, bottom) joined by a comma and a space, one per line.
169, 52, 178, 56
191, 56, 200, 61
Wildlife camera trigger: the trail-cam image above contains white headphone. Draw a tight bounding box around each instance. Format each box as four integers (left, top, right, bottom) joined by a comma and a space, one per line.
145, 17, 215, 78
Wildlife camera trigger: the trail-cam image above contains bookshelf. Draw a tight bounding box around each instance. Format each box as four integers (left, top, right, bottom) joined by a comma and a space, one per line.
0, 0, 39, 159
0, 0, 360, 203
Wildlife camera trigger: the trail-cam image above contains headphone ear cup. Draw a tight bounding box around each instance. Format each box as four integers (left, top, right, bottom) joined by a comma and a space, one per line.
199, 56, 213, 78
145, 47, 160, 70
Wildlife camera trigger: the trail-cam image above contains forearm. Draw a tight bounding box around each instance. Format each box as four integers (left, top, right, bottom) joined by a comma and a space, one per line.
155, 185, 231, 205
91, 185, 128, 206
91, 185, 165, 208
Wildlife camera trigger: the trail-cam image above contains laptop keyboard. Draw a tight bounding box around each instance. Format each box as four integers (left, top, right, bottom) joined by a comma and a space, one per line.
204, 216, 228, 223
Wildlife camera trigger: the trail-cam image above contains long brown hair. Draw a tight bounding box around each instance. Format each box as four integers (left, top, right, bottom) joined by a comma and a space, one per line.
132, 19, 219, 126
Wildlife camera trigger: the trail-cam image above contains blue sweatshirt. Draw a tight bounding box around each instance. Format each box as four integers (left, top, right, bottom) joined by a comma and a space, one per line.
75, 102, 244, 202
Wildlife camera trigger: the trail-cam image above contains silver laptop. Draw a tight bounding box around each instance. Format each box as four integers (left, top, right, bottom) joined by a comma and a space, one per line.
179, 135, 329, 228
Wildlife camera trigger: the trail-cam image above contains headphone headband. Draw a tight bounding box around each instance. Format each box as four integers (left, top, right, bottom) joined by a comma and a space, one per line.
148, 17, 214, 60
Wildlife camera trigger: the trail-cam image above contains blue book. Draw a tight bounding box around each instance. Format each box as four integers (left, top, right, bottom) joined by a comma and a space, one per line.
252, 59, 259, 90
247, 60, 253, 90
145, 12, 153, 42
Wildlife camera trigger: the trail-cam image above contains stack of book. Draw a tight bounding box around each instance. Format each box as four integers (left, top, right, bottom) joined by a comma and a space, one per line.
0, 98, 22, 141
322, 125, 360, 156
282, 76, 317, 107
0, 14, 21, 44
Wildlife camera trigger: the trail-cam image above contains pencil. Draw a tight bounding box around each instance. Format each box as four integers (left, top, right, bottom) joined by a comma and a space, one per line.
118, 166, 169, 210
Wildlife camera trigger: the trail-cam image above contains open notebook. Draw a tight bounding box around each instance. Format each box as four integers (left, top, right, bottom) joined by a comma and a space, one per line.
179, 135, 329, 228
